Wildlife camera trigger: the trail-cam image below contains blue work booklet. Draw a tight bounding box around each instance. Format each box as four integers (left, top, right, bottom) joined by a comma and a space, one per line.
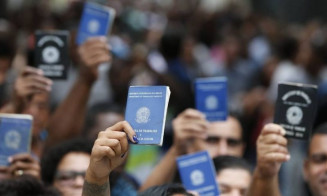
125, 86, 171, 146
195, 77, 228, 121
177, 151, 220, 196
76, 2, 115, 45
0, 114, 33, 166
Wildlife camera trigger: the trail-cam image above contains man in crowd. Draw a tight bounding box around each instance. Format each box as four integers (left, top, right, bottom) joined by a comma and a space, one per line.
214, 156, 252, 196
140, 108, 245, 191
247, 122, 327, 196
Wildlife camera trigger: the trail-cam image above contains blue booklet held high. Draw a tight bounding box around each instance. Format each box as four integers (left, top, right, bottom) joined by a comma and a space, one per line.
125, 86, 171, 146
0, 114, 33, 166
177, 151, 220, 196
195, 77, 228, 121
76, 2, 115, 45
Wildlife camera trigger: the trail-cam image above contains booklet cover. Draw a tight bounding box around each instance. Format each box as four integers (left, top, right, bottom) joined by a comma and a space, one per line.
195, 77, 228, 122
274, 82, 318, 140
35, 30, 70, 79
76, 2, 115, 45
177, 151, 220, 196
0, 114, 33, 166
125, 86, 170, 146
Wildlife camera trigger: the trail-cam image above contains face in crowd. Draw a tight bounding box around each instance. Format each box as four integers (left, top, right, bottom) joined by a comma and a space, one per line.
188, 116, 245, 158
304, 133, 327, 196
53, 152, 90, 196
216, 168, 251, 196
22, 93, 50, 138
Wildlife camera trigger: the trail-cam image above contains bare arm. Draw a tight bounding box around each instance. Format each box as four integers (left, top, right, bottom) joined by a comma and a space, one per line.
139, 145, 179, 191
246, 124, 290, 196
140, 109, 209, 191
46, 37, 111, 148
45, 69, 95, 147
82, 121, 138, 196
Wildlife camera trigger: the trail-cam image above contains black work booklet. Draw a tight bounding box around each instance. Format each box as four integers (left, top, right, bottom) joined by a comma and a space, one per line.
274, 82, 318, 140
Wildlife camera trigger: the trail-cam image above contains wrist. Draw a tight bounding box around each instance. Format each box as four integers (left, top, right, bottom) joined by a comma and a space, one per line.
253, 167, 278, 181
78, 66, 98, 85
85, 167, 109, 185
171, 143, 185, 156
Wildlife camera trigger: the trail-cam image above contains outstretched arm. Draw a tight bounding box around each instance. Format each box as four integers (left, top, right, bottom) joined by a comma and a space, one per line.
140, 109, 209, 191
46, 37, 111, 148
82, 121, 138, 196
247, 124, 290, 196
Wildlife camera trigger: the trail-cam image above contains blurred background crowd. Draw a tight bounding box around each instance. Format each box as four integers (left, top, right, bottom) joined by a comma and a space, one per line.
1, 0, 327, 196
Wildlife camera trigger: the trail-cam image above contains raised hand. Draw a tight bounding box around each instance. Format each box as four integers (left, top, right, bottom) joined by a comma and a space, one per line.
172, 108, 209, 155
256, 123, 290, 178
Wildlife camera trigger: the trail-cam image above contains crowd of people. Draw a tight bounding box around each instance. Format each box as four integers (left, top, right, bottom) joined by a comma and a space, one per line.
1, 0, 327, 195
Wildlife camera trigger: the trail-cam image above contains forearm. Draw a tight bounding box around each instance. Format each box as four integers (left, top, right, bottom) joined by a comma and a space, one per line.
246, 169, 281, 196
46, 72, 95, 147
139, 146, 179, 191
83, 169, 110, 196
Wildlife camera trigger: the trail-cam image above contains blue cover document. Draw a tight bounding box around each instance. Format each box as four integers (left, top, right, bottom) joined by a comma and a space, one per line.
177, 151, 220, 196
0, 114, 33, 166
125, 86, 171, 146
195, 77, 228, 121
76, 2, 115, 45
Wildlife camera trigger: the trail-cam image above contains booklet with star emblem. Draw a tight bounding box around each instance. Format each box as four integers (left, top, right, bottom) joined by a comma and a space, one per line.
76, 2, 115, 45
274, 82, 318, 140
177, 151, 220, 196
0, 114, 33, 166
195, 77, 228, 121
125, 86, 171, 145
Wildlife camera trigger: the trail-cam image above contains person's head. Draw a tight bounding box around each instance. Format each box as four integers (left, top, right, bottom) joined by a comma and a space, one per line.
22, 93, 50, 138
0, 175, 60, 196
41, 138, 93, 196
84, 102, 124, 140
221, 33, 243, 65
188, 115, 245, 158
213, 156, 252, 196
138, 183, 194, 196
304, 123, 327, 196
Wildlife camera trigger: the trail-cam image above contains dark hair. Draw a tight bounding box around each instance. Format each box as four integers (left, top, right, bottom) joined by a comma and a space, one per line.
213, 155, 252, 175
41, 138, 93, 185
159, 26, 184, 60
83, 102, 124, 136
228, 111, 246, 143
306, 123, 327, 156
138, 183, 194, 196
0, 175, 60, 196
313, 122, 327, 135
276, 36, 299, 60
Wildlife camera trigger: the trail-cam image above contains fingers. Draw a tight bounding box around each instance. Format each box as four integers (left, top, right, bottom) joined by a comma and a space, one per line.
260, 133, 288, 146
95, 138, 122, 157
173, 109, 209, 141
21, 66, 43, 76
179, 108, 207, 120
78, 37, 111, 67
8, 160, 40, 177
257, 123, 290, 165
15, 66, 53, 97
9, 153, 36, 163
261, 123, 286, 136
92, 145, 118, 163
263, 153, 291, 163
108, 121, 137, 143
94, 121, 137, 160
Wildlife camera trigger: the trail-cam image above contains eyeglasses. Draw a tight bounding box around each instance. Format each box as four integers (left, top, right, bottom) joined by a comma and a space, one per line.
205, 136, 242, 147
309, 153, 327, 164
55, 170, 86, 185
